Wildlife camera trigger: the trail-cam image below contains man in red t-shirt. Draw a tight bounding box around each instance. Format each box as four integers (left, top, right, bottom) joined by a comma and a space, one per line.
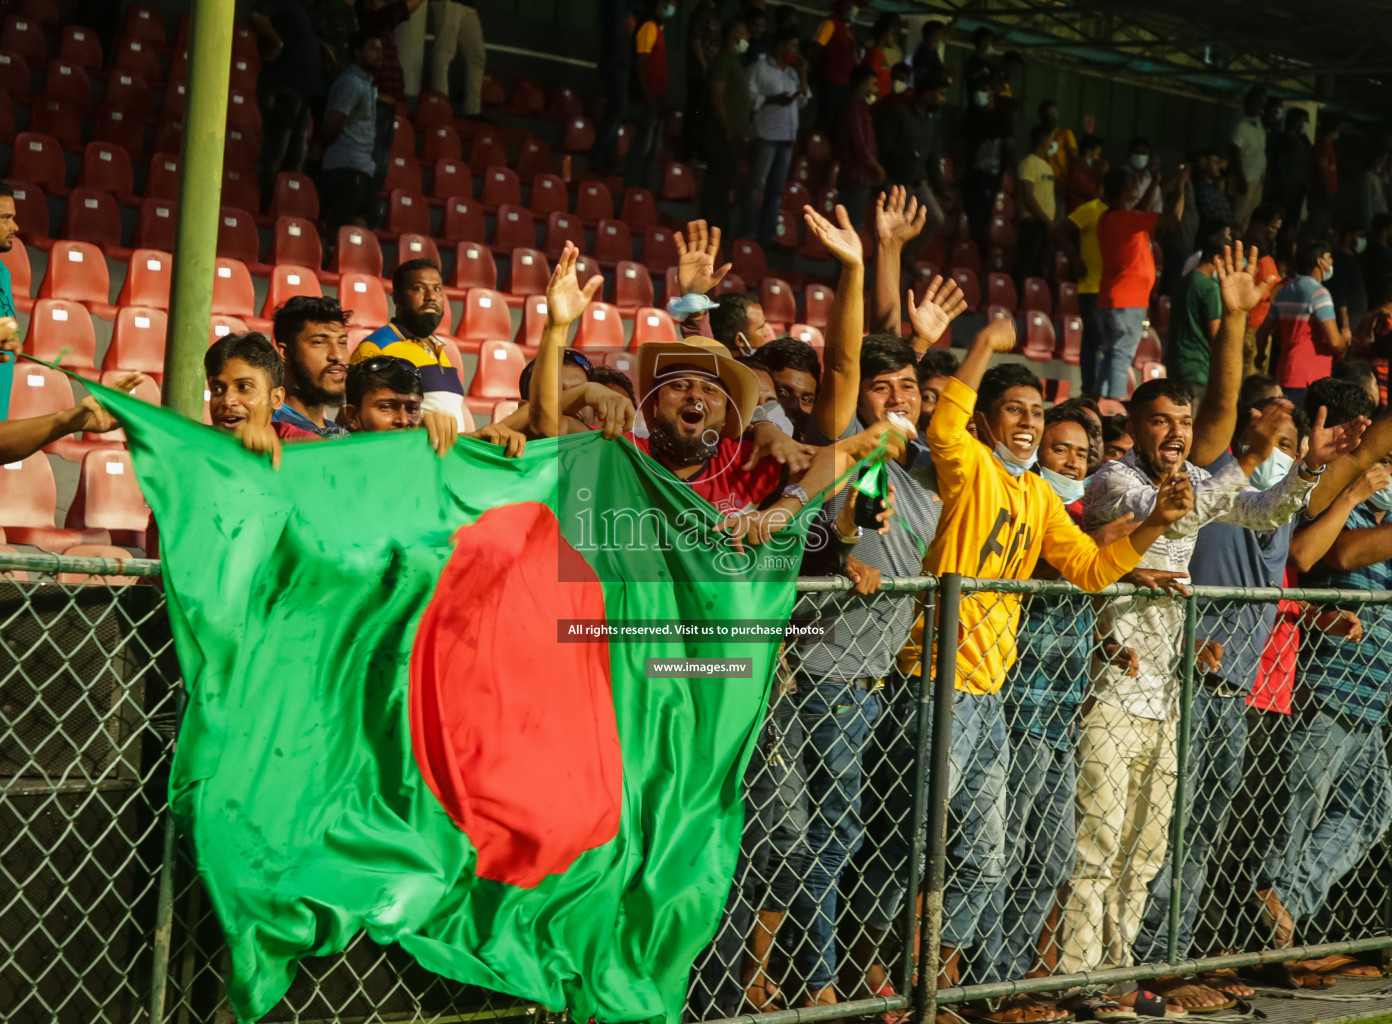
624, 0, 674, 192
1093, 163, 1187, 398
811, 0, 857, 128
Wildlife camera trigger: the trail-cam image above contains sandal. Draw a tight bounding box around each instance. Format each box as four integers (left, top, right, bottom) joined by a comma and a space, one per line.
961, 998, 1073, 1024
1196, 970, 1255, 999
1058, 993, 1137, 1021
1153, 986, 1235, 1015
1297, 954, 1383, 978
1121, 991, 1188, 1019
868, 981, 911, 1024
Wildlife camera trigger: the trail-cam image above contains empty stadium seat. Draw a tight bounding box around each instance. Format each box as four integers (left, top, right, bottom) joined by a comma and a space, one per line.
39, 241, 109, 309
1, 16, 46, 65
266, 215, 319, 273
572, 302, 623, 350
102, 71, 151, 122
0, 235, 33, 311
951, 267, 981, 311
804, 284, 833, 328
146, 152, 180, 201
797, 219, 831, 261
492, 204, 536, 254
987, 273, 1019, 315
514, 137, 553, 182
529, 172, 569, 218
575, 181, 614, 225
339, 272, 389, 325
220, 167, 259, 215
333, 226, 384, 277
270, 172, 317, 220
480, 165, 522, 211
261, 264, 322, 318
422, 123, 462, 165
788, 324, 825, 351
1022, 277, 1052, 317
512, 294, 548, 349
395, 233, 441, 270
103, 306, 167, 377
716, 273, 745, 297
388, 111, 412, 155
414, 89, 454, 129
546, 84, 582, 123
562, 117, 596, 153
1022, 312, 1057, 362
382, 188, 430, 238
452, 242, 497, 292
209, 314, 249, 344
9, 133, 65, 195
771, 210, 799, 250
440, 196, 485, 245
25, 298, 97, 374
217, 206, 261, 265
731, 240, 768, 286
458, 287, 513, 342
621, 188, 657, 235
384, 153, 422, 194
601, 351, 637, 387
61, 188, 124, 254
1056, 281, 1079, 319
583, 218, 626, 268
480, 71, 504, 106
211, 257, 256, 317
662, 162, 695, 200
0, 454, 104, 551
43, 60, 94, 109
662, 266, 680, 306
431, 160, 472, 204
123, 3, 166, 43
507, 75, 545, 116
760, 278, 797, 330
507, 248, 549, 300
76, 142, 136, 202
630, 307, 678, 347
1056, 315, 1082, 365
65, 450, 150, 548
1135, 324, 1163, 366
613, 261, 653, 310
466, 340, 526, 413
470, 132, 507, 173
0, 51, 31, 101
951, 238, 981, 277
641, 225, 677, 276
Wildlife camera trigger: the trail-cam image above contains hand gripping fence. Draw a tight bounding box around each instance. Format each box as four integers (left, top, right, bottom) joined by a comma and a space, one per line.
3, 550, 1392, 1024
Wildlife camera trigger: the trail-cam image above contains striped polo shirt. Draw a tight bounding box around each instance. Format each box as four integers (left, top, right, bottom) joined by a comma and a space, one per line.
351, 323, 468, 431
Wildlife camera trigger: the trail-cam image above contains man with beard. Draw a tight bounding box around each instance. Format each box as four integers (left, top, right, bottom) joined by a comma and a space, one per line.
0, 182, 20, 354
272, 295, 353, 437
351, 258, 469, 430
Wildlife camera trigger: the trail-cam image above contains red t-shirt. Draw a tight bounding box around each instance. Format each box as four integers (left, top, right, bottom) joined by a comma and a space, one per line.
814, 17, 855, 86
867, 47, 891, 96
634, 21, 669, 100
273, 420, 319, 440
629, 435, 783, 517
834, 100, 879, 185
1097, 208, 1159, 309
1248, 567, 1298, 715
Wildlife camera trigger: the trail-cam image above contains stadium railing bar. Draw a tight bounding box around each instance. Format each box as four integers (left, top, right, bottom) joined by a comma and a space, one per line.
2, 552, 1391, 1024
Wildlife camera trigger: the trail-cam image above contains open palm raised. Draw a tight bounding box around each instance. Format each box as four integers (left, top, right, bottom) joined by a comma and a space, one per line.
546, 241, 604, 327
1215, 240, 1277, 314
802, 203, 863, 265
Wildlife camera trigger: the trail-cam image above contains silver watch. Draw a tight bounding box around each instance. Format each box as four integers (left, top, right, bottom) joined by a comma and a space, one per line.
837, 524, 864, 545
782, 484, 810, 508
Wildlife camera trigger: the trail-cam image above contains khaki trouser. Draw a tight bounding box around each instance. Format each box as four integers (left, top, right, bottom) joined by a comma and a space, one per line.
430, 2, 487, 116
1059, 701, 1178, 973
395, 0, 428, 97
1235, 179, 1263, 233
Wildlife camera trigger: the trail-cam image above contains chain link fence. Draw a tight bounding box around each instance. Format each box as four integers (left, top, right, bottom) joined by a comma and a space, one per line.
4, 552, 1392, 1024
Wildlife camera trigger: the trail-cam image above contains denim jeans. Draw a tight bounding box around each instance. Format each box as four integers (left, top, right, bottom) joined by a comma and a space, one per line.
1095, 305, 1148, 399
1078, 293, 1101, 396
787, 679, 883, 990
973, 730, 1077, 984
623, 99, 663, 194
851, 690, 1009, 954
257, 86, 311, 209
1132, 687, 1246, 963
743, 139, 795, 245
1258, 703, 1392, 923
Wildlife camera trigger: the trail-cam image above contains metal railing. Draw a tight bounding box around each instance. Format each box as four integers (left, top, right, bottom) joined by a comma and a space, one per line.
3, 552, 1391, 1024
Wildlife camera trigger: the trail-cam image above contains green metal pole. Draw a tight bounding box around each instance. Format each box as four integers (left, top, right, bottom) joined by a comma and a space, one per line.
1167, 592, 1199, 965
916, 574, 961, 1024
900, 587, 936, 999
161, 0, 235, 419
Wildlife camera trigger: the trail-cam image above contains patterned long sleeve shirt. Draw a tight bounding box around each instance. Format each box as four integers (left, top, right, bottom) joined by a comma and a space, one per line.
1081, 450, 1315, 720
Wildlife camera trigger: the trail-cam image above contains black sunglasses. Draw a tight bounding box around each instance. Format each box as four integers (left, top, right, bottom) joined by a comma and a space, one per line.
356, 355, 422, 377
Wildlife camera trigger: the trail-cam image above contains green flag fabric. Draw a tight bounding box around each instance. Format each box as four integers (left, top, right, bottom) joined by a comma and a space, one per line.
100, 384, 818, 1023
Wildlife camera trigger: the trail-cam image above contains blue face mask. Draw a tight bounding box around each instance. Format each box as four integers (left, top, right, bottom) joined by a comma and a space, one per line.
1040, 465, 1085, 503
1370, 486, 1392, 511
993, 442, 1038, 477
1248, 448, 1293, 490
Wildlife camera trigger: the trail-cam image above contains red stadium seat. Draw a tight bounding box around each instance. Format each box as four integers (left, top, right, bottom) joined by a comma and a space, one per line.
641, 224, 677, 276
220, 167, 259, 216
61, 189, 124, 253
7, 180, 50, 248
0, 236, 33, 311
512, 294, 548, 349
1139, 361, 1166, 384
20, 0, 60, 27
593, 218, 632, 268
389, 112, 412, 155
480, 71, 504, 107
987, 273, 1019, 315
261, 264, 322, 318
414, 89, 454, 130
804, 131, 832, 164
225, 88, 261, 136
804, 284, 833, 328
492, 204, 537, 254
573, 253, 599, 288
123, 4, 167, 43
458, 287, 513, 343
31, 95, 83, 150
43, 60, 94, 109
65, 450, 150, 549
441, 196, 486, 244
39, 241, 109, 308
470, 132, 507, 173
788, 324, 825, 352
146, 152, 180, 201
272, 215, 321, 270
508, 75, 546, 116
760, 278, 797, 329
103, 71, 152, 120
209, 314, 249, 344
1056, 281, 1079, 319
9, 133, 66, 195
270, 172, 317, 220
613, 261, 653, 310
630, 307, 678, 347
601, 351, 637, 388
662, 266, 680, 305
771, 210, 799, 250
153, 116, 185, 155
562, 117, 596, 154
951, 238, 981, 277
0, 454, 105, 551
162, 79, 187, 120
382, 188, 430, 238
422, 122, 462, 163
507, 248, 549, 299
116, 248, 172, 307
430, 159, 472, 202
515, 137, 553, 181
216, 206, 260, 265
396, 234, 441, 269
1, 16, 46, 65
1022, 311, 1056, 362
480, 165, 521, 211
620, 188, 657, 235
0, 52, 30, 102
211, 257, 256, 317
113, 37, 161, 82
333, 226, 384, 277
452, 241, 497, 292
384, 153, 422, 194
1058, 315, 1082, 365
993, 192, 1015, 221
103, 306, 167, 376
77, 142, 136, 202
529, 172, 569, 218
731, 240, 768, 286
797, 218, 831, 261
572, 301, 623, 350
574, 181, 614, 226
1022, 277, 1052, 317
1135, 324, 1163, 367
662, 162, 695, 200
467, 340, 526, 406
339, 272, 389, 325
546, 85, 582, 123
951, 267, 981, 311
1154, 294, 1171, 339
5, 363, 117, 464
25, 298, 97, 374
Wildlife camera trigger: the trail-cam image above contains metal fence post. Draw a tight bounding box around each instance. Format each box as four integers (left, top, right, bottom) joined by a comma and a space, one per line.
1167, 590, 1199, 966
147, 686, 185, 1024
900, 586, 937, 1000
916, 574, 961, 1024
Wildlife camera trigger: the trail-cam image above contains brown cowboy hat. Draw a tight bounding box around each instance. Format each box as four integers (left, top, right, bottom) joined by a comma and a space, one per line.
635, 338, 759, 440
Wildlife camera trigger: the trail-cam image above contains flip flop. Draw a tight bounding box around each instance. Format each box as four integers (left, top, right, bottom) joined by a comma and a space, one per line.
869, 981, 912, 1024
1157, 986, 1235, 1015
1298, 954, 1383, 977
1127, 991, 1189, 1019
1058, 993, 1137, 1021
960, 1000, 1074, 1024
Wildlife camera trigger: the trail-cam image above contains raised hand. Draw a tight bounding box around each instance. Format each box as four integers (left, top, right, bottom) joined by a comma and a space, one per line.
875, 186, 926, 248
906, 278, 968, 347
1215, 241, 1278, 314
802, 203, 864, 267
1150, 472, 1194, 523
1246, 399, 1295, 462
74, 372, 149, 433
976, 316, 1018, 355
674, 219, 731, 295
546, 241, 603, 328
1306, 405, 1369, 470
743, 421, 817, 473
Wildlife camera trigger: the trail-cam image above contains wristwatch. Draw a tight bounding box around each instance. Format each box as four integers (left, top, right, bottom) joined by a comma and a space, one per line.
782, 484, 810, 508
837, 524, 864, 545
1298, 459, 1326, 481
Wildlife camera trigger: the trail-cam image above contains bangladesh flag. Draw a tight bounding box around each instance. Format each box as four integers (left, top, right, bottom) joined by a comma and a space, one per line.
97, 384, 819, 1023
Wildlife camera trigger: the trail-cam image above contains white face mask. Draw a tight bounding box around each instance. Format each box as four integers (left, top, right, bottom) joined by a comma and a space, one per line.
1248, 448, 1293, 490
973, 90, 990, 107
1040, 465, 1085, 503
662, 2, 676, 17
1356, 237, 1368, 254
1131, 153, 1149, 170
864, 92, 876, 106
1371, 484, 1392, 511
736, 37, 749, 54
1048, 141, 1059, 156
893, 80, 908, 94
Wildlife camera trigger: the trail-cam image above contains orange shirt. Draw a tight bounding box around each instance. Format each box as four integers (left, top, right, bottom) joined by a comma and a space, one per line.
1097, 208, 1159, 310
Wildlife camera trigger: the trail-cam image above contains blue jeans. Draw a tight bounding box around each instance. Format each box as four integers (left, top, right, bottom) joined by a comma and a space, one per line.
744, 139, 795, 245
1095, 306, 1148, 399
851, 691, 1009, 953
1258, 703, 1392, 923
1132, 687, 1246, 963
973, 731, 1077, 984
787, 679, 883, 990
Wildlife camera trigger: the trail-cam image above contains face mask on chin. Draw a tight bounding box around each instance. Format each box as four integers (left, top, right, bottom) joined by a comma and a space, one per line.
736, 38, 749, 53
1130, 153, 1149, 170
893, 80, 909, 94
649, 418, 720, 466
1040, 465, 1085, 503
